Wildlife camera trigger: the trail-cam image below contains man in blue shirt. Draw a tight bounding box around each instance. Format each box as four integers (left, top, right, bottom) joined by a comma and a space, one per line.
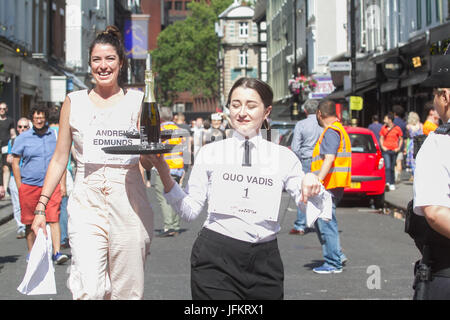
368, 114, 383, 146
289, 99, 323, 235
11, 106, 68, 265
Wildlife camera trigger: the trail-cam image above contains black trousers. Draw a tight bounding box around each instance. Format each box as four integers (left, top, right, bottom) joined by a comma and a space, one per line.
190, 228, 284, 300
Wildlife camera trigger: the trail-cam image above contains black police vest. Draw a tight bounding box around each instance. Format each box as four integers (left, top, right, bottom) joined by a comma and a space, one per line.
404, 123, 450, 251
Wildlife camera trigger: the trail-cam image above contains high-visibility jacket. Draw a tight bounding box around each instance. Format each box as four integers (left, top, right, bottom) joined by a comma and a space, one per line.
161, 122, 184, 169
311, 121, 352, 189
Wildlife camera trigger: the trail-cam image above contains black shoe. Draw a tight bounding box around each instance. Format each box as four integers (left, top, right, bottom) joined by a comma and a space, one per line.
157, 229, 179, 237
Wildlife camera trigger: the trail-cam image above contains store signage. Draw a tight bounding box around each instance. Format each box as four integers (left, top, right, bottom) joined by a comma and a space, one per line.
382, 57, 405, 78
350, 96, 363, 111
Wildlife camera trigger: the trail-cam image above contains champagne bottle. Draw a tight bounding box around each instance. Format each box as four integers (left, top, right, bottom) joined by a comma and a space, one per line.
140, 54, 160, 145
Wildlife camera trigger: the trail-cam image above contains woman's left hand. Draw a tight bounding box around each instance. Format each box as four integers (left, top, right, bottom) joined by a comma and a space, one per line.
301, 173, 322, 203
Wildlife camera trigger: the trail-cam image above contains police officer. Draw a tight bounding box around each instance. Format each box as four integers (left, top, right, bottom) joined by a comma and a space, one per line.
412, 54, 450, 299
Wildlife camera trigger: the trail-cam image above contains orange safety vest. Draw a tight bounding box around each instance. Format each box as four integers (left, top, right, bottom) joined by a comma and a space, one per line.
311, 121, 352, 189
161, 122, 184, 169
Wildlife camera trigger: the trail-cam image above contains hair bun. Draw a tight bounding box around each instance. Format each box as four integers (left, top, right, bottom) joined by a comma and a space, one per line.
103, 25, 122, 42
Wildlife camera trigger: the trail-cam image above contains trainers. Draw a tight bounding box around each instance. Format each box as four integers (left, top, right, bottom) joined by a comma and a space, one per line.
313, 264, 343, 274
16, 230, 26, 239
26, 253, 30, 263
341, 256, 349, 266
389, 184, 396, 191
157, 229, 179, 237
52, 252, 69, 265
289, 228, 305, 235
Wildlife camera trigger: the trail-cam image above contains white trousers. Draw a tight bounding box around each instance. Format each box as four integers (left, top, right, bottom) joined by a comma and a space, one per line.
67, 164, 153, 300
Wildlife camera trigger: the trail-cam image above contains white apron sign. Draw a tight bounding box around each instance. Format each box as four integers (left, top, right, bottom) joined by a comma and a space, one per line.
83, 114, 140, 165
208, 166, 283, 222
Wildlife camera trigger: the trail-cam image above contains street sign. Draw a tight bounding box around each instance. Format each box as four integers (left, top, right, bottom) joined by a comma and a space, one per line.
350, 96, 363, 111
329, 61, 352, 71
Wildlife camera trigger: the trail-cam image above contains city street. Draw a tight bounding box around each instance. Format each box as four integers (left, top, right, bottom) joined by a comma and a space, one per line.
0, 184, 420, 301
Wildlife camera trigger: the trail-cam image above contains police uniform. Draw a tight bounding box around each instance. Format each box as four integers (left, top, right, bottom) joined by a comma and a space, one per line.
413, 120, 450, 299
164, 130, 308, 299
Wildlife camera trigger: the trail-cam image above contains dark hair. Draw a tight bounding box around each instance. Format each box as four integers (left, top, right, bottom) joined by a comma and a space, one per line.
424, 101, 435, 115
48, 106, 60, 124
385, 112, 395, 122
30, 105, 49, 121
89, 25, 127, 86
372, 114, 379, 122
392, 104, 404, 117
317, 99, 336, 117
226, 77, 273, 109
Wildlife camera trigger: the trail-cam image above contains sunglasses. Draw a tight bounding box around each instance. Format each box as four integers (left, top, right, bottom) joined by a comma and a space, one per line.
18, 125, 29, 129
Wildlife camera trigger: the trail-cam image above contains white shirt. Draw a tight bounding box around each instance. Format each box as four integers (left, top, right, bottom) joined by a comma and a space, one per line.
413, 120, 450, 216
164, 130, 305, 243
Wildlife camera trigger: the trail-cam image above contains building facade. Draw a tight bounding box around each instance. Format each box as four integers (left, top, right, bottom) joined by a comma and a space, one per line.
331, 0, 450, 127
0, 0, 67, 121
218, 1, 259, 108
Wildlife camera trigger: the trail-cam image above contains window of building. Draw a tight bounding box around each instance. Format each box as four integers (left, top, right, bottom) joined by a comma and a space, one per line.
175, 1, 182, 10
185, 1, 190, 10
416, 0, 422, 29
426, 0, 432, 25
239, 49, 248, 67
239, 22, 249, 37
435, 0, 440, 21
166, 1, 172, 10
448, 0, 450, 19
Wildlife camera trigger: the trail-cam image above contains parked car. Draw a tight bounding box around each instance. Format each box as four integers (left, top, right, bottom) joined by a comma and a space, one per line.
270, 121, 296, 146
344, 126, 386, 208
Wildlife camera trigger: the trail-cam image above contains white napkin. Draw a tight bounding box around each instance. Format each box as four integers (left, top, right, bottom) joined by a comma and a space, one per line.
299, 187, 333, 228
17, 225, 57, 295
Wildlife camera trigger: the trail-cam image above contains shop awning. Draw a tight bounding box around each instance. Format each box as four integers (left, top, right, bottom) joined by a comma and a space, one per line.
400, 72, 428, 88
380, 80, 399, 93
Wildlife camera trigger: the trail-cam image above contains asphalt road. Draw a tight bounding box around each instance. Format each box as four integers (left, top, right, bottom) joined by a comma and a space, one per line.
0, 185, 420, 301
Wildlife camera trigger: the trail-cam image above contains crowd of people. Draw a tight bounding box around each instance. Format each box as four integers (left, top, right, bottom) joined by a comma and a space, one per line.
367, 103, 441, 190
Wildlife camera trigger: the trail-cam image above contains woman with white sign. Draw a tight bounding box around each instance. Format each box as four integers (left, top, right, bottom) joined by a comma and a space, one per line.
141, 77, 322, 300
30, 26, 153, 299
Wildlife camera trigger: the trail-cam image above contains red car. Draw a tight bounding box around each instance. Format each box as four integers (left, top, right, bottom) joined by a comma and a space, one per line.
344, 126, 386, 208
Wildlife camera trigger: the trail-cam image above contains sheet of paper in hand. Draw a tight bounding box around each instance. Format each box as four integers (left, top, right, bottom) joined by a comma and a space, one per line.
17, 225, 56, 295
208, 166, 283, 222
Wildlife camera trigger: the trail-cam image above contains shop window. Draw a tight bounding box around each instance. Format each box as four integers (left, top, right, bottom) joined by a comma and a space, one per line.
426, 0, 432, 25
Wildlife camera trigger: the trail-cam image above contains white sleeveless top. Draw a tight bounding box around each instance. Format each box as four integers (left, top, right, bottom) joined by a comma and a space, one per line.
68, 89, 143, 168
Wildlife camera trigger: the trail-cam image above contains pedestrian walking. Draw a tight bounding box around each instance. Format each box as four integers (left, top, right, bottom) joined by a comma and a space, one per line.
0, 102, 16, 199
7, 117, 30, 239
410, 55, 450, 299
141, 77, 323, 300
379, 112, 403, 191
154, 106, 185, 237
422, 101, 440, 135
11, 106, 68, 265
311, 99, 351, 274
368, 114, 383, 146
289, 99, 322, 235
405, 111, 423, 177
393, 105, 407, 184
30, 25, 153, 300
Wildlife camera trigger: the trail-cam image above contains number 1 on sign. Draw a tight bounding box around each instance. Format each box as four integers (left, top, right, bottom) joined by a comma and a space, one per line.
243, 188, 249, 199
